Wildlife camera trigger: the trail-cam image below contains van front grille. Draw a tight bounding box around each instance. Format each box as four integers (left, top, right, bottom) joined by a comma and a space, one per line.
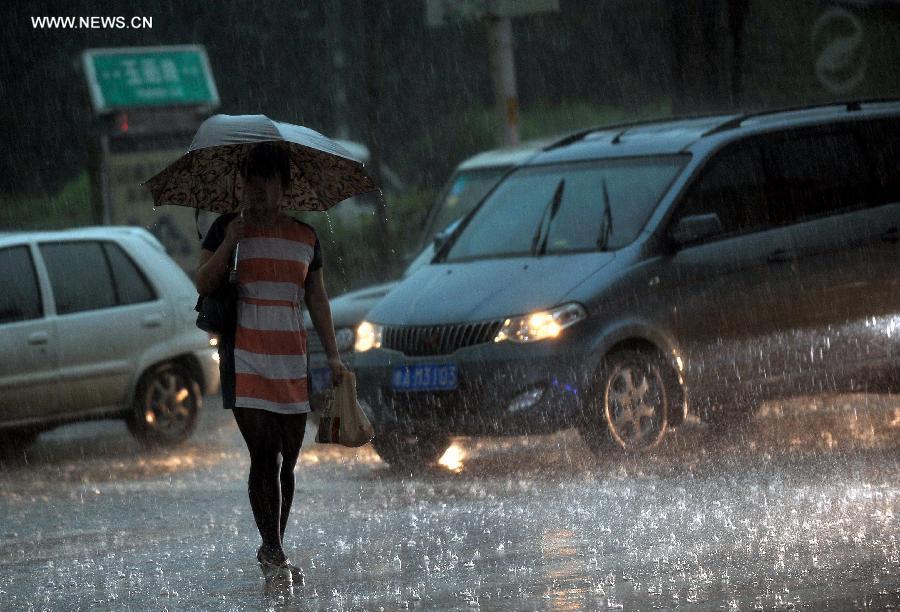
382, 320, 504, 356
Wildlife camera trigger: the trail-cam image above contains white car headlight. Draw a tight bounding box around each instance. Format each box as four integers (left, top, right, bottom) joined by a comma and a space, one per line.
494, 303, 586, 343
355, 320, 383, 352
335, 327, 356, 353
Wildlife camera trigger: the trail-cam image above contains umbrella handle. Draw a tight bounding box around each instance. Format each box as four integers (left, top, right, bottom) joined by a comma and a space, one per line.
228, 210, 243, 284
229, 244, 240, 283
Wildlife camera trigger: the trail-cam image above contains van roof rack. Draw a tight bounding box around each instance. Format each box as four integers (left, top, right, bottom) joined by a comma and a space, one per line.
702, 98, 900, 136
544, 120, 654, 150
542, 98, 900, 151
543, 111, 740, 151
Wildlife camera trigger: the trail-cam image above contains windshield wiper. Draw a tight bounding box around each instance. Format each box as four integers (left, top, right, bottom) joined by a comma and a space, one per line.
596, 178, 614, 250
530, 179, 566, 256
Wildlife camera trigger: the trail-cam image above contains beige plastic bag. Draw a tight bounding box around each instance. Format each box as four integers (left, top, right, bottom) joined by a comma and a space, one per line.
315, 371, 375, 447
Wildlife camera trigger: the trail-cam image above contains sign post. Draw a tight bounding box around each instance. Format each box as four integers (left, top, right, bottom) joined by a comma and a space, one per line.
82, 45, 219, 276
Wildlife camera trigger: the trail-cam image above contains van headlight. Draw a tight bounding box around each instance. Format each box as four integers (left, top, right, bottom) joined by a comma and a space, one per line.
494, 303, 586, 343
355, 321, 383, 352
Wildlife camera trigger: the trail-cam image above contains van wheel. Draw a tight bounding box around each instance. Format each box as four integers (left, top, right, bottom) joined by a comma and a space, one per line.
580, 349, 675, 455
372, 430, 450, 469
127, 363, 201, 447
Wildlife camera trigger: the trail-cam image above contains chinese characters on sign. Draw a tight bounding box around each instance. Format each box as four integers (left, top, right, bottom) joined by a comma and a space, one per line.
83, 46, 219, 113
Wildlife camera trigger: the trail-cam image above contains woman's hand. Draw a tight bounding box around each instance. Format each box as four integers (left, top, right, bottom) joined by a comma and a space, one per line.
306, 269, 349, 386
197, 214, 244, 295
327, 356, 350, 387
224, 215, 245, 248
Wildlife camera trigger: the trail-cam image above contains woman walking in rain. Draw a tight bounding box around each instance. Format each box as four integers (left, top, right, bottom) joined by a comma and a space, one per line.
196, 142, 348, 586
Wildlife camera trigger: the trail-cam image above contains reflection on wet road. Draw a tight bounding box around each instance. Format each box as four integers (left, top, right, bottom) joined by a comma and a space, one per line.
1, 394, 899, 610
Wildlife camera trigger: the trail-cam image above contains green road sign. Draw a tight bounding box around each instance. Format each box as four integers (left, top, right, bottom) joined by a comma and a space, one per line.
83, 45, 219, 114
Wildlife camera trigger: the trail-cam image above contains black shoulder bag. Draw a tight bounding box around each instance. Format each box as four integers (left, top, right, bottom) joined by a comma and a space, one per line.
194, 210, 239, 335
195, 279, 238, 335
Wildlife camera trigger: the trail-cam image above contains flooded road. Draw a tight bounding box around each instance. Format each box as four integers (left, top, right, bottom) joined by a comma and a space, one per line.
1, 394, 899, 610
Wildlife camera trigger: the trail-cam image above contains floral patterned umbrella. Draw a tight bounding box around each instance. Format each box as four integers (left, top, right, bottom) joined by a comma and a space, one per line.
143, 114, 379, 213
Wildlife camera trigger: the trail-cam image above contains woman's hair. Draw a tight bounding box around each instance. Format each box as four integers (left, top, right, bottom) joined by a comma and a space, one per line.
240, 142, 291, 189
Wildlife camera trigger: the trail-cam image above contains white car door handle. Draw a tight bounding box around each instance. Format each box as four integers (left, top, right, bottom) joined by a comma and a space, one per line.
142, 315, 163, 328
28, 331, 49, 345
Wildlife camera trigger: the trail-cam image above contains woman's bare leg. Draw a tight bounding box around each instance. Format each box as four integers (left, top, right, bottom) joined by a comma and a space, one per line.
233, 407, 285, 561
278, 413, 308, 542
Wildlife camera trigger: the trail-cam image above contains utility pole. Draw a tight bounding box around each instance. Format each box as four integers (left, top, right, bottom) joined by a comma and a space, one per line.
362, 0, 393, 279
669, 0, 747, 114
486, 9, 519, 145
425, 1, 559, 147
326, 1, 350, 139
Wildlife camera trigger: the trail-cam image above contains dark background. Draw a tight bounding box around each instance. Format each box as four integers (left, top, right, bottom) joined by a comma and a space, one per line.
2, 0, 898, 200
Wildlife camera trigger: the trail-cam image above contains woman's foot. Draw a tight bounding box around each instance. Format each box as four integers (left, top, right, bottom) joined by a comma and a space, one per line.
285, 561, 304, 585
256, 545, 291, 585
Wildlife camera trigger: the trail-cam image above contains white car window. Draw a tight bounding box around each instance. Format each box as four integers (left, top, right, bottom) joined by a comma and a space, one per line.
104, 242, 156, 304
40, 241, 117, 315
0, 246, 42, 324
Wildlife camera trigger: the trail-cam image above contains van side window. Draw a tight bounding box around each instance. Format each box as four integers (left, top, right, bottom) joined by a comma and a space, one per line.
0, 246, 43, 324
103, 242, 156, 304
761, 128, 871, 225
857, 120, 900, 206
675, 145, 769, 238
40, 241, 117, 315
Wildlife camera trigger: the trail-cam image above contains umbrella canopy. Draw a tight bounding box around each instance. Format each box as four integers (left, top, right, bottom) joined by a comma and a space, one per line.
143, 114, 379, 213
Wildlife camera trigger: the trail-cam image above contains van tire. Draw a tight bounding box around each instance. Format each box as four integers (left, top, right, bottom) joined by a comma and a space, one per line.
372, 430, 450, 469
126, 363, 201, 448
579, 349, 676, 455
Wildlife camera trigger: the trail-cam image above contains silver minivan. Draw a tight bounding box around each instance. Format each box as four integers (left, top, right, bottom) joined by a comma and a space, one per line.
0, 226, 220, 452
354, 101, 900, 467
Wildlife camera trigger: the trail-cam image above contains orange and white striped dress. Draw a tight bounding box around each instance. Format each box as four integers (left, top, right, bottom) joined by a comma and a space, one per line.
232, 217, 320, 414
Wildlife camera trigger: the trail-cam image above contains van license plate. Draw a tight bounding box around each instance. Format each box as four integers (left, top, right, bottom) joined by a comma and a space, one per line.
391, 364, 458, 391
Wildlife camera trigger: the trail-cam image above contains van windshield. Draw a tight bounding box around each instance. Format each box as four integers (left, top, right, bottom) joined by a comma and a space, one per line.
402, 166, 514, 278
444, 156, 687, 262
426, 167, 513, 239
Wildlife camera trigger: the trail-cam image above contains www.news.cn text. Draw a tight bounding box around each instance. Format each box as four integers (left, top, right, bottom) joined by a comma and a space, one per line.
32, 16, 153, 30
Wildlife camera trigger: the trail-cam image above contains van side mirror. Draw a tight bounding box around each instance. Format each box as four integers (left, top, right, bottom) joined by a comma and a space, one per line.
433, 218, 463, 253
669, 213, 723, 247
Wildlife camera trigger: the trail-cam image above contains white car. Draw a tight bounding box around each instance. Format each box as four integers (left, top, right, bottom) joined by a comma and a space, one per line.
0, 226, 219, 451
